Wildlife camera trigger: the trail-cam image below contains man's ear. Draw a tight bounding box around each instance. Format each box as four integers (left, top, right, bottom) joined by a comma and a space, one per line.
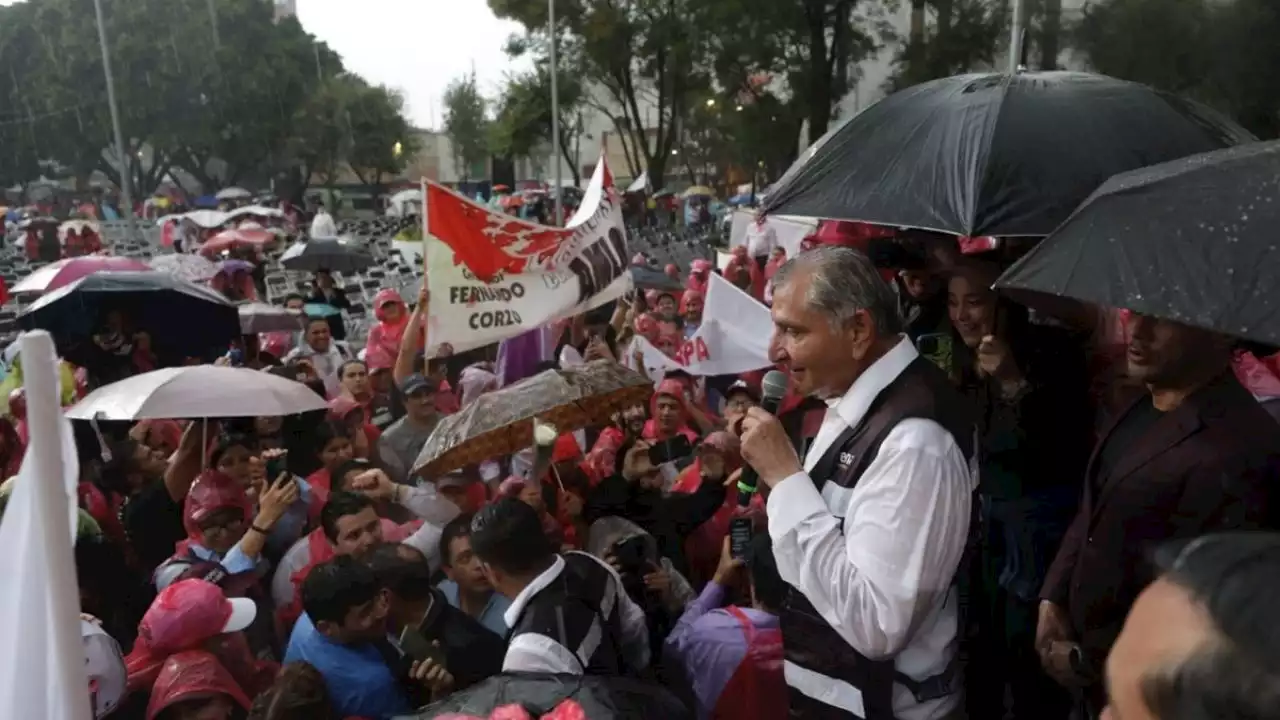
847, 309, 878, 361
314, 619, 340, 639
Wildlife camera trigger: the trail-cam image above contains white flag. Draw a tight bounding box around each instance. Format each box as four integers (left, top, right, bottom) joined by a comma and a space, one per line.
0, 331, 90, 720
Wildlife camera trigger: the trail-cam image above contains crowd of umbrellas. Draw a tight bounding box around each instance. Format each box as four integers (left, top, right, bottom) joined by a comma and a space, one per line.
762, 70, 1280, 349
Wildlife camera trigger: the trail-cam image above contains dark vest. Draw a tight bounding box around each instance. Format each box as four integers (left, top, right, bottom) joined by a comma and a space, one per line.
507, 551, 628, 675
782, 356, 975, 720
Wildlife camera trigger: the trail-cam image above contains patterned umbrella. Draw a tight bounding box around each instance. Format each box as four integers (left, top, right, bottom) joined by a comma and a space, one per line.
412, 360, 651, 478
148, 254, 219, 283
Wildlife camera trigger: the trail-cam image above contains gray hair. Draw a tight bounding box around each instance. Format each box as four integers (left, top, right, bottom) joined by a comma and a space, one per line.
773, 245, 904, 336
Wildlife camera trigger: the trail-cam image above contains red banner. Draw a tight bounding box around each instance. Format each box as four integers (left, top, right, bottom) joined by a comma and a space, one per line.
426, 186, 572, 282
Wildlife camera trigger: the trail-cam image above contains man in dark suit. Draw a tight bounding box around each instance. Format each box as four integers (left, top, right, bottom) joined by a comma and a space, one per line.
1036, 312, 1280, 715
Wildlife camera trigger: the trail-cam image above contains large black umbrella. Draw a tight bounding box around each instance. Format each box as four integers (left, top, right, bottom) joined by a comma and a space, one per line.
18, 271, 240, 364
279, 237, 374, 274
995, 140, 1280, 346
629, 266, 684, 292
763, 71, 1254, 238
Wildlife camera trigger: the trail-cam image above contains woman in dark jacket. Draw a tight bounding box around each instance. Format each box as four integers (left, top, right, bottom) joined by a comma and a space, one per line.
306, 269, 351, 341
948, 260, 1093, 720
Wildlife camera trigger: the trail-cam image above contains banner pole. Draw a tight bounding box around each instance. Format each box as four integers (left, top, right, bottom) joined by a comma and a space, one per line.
427, 175, 437, 356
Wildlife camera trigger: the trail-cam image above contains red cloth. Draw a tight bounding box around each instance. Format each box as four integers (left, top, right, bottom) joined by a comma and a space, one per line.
77, 482, 127, 547
643, 379, 698, 442
711, 607, 786, 719
144, 650, 252, 720
364, 288, 410, 370
174, 471, 252, 555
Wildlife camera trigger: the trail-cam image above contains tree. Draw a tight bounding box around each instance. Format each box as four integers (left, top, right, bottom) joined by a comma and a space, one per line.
286, 74, 361, 192
886, 0, 1007, 91
0, 0, 346, 196
346, 85, 420, 195
442, 73, 490, 183
1073, 0, 1280, 139
489, 59, 586, 186
491, 0, 715, 184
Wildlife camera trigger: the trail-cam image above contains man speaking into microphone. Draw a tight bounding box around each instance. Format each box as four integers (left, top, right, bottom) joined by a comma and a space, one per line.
739, 246, 977, 720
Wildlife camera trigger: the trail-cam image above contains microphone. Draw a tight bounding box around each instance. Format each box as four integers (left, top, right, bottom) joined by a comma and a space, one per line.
737, 370, 789, 507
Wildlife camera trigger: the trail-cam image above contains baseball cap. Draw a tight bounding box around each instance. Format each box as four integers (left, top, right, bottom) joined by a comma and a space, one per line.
725, 379, 761, 403
82, 620, 126, 718
399, 373, 437, 396
141, 579, 257, 652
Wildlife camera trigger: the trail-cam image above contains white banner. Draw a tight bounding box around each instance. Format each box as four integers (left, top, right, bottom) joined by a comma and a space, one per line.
424, 159, 631, 354
627, 272, 774, 377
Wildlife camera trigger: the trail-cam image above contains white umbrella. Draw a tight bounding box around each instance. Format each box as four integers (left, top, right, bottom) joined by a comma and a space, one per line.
215, 187, 251, 201
238, 302, 306, 334
172, 210, 230, 229
65, 365, 328, 420
227, 205, 285, 220
147, 254, 219, 283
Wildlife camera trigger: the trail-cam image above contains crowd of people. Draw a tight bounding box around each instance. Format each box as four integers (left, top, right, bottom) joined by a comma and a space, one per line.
0, 200, 1277, 720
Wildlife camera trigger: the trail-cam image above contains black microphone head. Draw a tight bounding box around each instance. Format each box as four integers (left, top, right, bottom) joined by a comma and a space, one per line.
761, 370, 789, 403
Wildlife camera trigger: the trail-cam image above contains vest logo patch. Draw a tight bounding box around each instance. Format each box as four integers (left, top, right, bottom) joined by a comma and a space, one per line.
838, 451, 855, 468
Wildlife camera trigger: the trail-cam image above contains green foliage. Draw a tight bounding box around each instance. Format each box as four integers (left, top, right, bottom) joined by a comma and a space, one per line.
489, 57, 586, 185
0, 0, 414, 199
1073, 0, 1280, 139
887, 0, 1008, 91
442, 73, 490, 183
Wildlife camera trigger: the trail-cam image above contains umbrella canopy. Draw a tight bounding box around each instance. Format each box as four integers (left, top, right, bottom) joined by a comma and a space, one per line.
629, 266, 685, 292
237, 302, 305, 334
148, 254, 219, 283
18, 271, 240, 365
214, 187, 251, 201
199, 227, 275, 256
302, 302, 341, 318
279, 237, 374, 274
763, 71, 1255, 238
996, 140, 1280, 346
175, 210, 231, 228
682, 185, 715, 198
217, 259, 256, 276
11, 257, 150, 296
65, 365, 328, 420
413, 360, 651, 477
225, 205, 284, 221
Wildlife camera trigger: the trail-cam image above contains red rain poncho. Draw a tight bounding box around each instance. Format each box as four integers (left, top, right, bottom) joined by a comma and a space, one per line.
642, 378, 699, 443
126, 581, 277, 698
175, 471, 253, 558
144, 650, 252, 720
364, 288, 410, 371
671, 431, 764, 585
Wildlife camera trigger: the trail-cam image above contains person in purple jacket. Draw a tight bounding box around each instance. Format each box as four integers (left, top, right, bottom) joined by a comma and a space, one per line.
664, 532, 787, 719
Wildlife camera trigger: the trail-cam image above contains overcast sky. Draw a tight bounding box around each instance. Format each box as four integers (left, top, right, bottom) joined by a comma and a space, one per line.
296, 0, 528, 129
0, 0, 527, 130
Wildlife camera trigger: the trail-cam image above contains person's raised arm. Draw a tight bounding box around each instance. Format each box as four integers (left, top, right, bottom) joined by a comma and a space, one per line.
394, 280, 428, 385
163, 420, 213, 502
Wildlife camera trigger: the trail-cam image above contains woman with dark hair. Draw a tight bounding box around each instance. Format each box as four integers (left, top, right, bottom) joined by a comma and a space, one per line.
946, 260, 1093, 720
248, 662, 336, 720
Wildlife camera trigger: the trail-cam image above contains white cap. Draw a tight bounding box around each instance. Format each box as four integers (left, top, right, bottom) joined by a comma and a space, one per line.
221, 597, 258, 634
82, 620, 126, 719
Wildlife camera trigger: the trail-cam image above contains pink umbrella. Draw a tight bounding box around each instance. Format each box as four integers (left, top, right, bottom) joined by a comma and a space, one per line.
198, 227, 274, 257
10, 256, 150, 295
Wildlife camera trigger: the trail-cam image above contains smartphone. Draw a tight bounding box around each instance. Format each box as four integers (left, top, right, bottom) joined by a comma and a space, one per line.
915, 332, 953, 372
265, 452, 288, 480
398, 625, 447, 666
729, 516, 754, 559
648, 435, 694, 466
612, 536, 650, 574
227, 348, 244, 366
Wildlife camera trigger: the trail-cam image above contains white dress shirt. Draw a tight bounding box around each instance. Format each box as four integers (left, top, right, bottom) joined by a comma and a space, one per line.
309, 210, 337, 238
502, 552, 651, 675
767, 337, 976, 720
744, 219, 778, 259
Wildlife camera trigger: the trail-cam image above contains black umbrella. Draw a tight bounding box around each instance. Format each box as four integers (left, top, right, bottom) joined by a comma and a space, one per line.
279, 237, 374, 274
18, 271, 240, 364
995, 140, 1280, 346
763, 71, 1254, 238
629, 266, 684, 292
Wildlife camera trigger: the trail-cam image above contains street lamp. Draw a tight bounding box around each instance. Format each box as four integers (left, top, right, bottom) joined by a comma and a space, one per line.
705, 98, 716, 108
392, 141, 403, 158
670, 149, 679, 156
735, 105, 743, 112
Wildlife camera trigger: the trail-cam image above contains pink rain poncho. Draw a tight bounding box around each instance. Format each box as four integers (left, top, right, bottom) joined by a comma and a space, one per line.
364, 288, 410, 371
